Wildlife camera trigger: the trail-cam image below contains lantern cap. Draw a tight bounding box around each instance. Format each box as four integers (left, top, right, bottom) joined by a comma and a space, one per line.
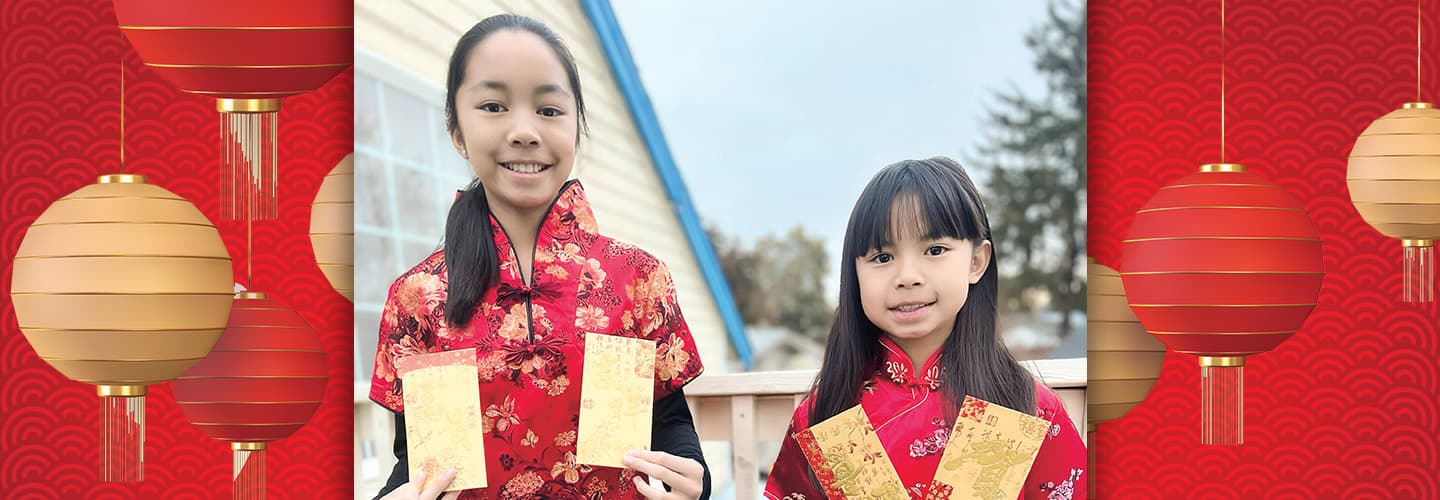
1198, 356, 1246, 367
1402, 102, 1434, 109
217, 98, 282, 113
232, 442, 266, 451
1402, 239, 1434, 248
236, 291, 269, 300
97, 384, 147, 397
1199, 163, 1245, 173
98, 174, 147, 184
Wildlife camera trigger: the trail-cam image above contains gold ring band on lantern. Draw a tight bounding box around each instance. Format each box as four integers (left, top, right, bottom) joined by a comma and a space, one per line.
97, 384, 147, 397
1402, 239, 1434, 247
1198, 356, 1246, 367
232, 442, 267, 451
216, 98, 282, 113
1403, 102, 1434, 109
98, 174, 147, 184
236, 291, 269, 300
1200, 163, 1246, 173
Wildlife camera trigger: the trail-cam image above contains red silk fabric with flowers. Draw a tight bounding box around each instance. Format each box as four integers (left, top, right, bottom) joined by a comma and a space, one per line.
369, 181, 704, 499
764, 336, 1087, 500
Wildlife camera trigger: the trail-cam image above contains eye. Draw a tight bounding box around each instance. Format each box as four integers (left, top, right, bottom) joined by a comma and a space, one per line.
478, 102, 507, 112
870, 253, 893, 264
538, 107, 565, 117
925, 245, 948, 256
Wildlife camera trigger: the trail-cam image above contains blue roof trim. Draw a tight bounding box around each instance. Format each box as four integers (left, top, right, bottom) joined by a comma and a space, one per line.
580, 0, 753, 369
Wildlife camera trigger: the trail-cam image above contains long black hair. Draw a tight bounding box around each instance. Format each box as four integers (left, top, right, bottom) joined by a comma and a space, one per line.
443, 14, 588, 328
808, 157, 1035, 426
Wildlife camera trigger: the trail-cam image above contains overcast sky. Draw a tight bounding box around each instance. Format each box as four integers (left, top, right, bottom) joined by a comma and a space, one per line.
611, 1, 1054, 296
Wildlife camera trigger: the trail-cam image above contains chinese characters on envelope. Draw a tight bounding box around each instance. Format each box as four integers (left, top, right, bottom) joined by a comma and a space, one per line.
794, 404, 910, 499
576, 332, 656, 467
932, 396, 1048, 499
798, 395, 1048, 499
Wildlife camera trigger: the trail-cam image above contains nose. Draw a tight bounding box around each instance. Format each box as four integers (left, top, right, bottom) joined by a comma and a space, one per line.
507, 116, 540, 147
895, 259, 924, 289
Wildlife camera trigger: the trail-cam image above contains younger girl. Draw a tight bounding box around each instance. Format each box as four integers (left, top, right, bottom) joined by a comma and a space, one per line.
764, 157, 1086, 499
369, 15, 709, 499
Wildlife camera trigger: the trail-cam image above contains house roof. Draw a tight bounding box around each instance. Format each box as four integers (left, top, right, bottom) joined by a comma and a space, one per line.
580, 0, 754, 369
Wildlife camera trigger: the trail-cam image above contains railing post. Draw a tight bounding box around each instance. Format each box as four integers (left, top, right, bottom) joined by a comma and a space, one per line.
732, 394, 757, 500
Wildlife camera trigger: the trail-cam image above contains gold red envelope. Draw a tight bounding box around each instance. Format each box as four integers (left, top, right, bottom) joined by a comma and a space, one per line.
577, 333, 656, 467
398, 348, 488, 491
932, 396, 1049, 499
793, 404, 909, 499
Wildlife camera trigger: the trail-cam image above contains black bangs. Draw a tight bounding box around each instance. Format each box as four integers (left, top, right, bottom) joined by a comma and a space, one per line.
843, 157, 991, 260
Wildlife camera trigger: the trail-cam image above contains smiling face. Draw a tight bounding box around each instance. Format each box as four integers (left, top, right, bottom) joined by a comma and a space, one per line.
854, 197, 992, 353
449, 29, 580, 216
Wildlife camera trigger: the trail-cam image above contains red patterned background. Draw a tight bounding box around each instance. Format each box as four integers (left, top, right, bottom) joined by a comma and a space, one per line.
1091, 0, 1440, 497
0, 1, 353, 498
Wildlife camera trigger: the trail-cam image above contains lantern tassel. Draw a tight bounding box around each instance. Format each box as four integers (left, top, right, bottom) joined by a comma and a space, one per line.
234, 443, 266, 500
1402, 241, 1434, 303
1199, 357, 1243, 445
219, 99, 281, 221
98, 389, 144, 482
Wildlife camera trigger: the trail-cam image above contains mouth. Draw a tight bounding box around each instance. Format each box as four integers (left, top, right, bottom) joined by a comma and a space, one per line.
889, 301, 936, 312
500, 162, 552, 174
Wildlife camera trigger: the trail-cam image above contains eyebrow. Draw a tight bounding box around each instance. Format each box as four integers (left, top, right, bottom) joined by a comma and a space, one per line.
471, 80, 570, 99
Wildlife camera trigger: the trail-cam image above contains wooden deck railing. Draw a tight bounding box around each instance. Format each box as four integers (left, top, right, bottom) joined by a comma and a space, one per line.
353, 357, 1087, 499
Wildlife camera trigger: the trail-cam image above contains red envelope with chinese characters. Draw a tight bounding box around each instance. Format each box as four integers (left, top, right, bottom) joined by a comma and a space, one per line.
793, 404, 909, 499
398, 348, 488, 491
929, 395, 1049, 499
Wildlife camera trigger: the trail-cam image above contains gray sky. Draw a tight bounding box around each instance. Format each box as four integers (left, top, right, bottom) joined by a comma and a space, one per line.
610, 1, 1053, 298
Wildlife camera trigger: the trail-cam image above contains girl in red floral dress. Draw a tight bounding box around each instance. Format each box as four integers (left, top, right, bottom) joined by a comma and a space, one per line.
763, 158, 1087, 499
370, 15, 708, 500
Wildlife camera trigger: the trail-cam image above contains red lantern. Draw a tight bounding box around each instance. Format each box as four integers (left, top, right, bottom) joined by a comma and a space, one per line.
113, 0, 352, 220
172, 292, 326, 499
1121, 164, 1324, 445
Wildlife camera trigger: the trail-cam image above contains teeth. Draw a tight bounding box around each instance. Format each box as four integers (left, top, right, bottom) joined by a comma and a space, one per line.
895, 303, 928, 312
503, 163, 546, 174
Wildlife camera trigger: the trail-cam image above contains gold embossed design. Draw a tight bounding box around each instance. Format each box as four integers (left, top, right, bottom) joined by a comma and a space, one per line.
576, 333, 655, 467
792, 404, 908, 499
933, 396, 1049, 500
398, 349, 488, 491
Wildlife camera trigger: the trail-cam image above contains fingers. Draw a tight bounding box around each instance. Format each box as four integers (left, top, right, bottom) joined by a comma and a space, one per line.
628, 449, 704, 478
624, 450, 703, 498
622, 451, 685, 489
418, 469, 458, 499
632, 474, 667, 499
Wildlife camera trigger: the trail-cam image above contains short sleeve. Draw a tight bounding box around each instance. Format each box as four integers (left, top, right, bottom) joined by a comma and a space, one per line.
368, 270, 445, 412
638, 260, 705, 400
763, 396, 823, 500
1023, 384, 1088, 500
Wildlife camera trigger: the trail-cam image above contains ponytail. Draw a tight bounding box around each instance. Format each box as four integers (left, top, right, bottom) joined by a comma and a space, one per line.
444, 179, 498, 328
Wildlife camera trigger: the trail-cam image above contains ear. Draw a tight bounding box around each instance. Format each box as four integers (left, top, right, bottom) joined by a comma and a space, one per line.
450, 129, 468, 159
968, 240, 992, 284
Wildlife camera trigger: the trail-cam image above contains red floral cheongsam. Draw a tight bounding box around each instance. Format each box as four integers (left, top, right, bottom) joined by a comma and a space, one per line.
369, 180, 705, 499
764, 336, 1087, 500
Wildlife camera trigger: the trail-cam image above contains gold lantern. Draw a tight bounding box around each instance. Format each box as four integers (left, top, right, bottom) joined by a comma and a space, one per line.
310, 153, 353, 301
12, 174, 233, 482
1346, 1, 1440, 302
1086, 259, 1165, 495
1347, 102, 1440, 302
